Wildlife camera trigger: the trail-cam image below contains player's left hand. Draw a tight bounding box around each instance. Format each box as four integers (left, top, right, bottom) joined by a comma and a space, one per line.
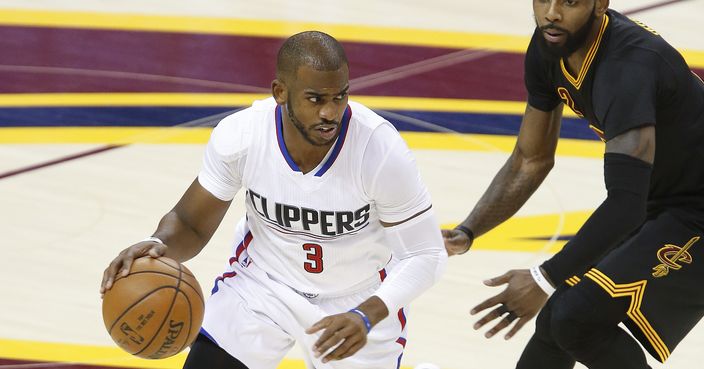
306, 312, 368, 363
470, 269, 548, 340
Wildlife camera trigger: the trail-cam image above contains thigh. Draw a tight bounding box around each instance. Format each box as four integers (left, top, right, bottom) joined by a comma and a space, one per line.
183, 334, 250, 369
584, 210, 704, 362
201, 265, 297, 369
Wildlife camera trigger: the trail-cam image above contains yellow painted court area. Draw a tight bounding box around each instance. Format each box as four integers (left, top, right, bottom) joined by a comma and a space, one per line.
0, 338, 310, 369
0, 93, 580, 117
0, 9, 529, 52
0, 9, 702, 68
452, 210, 591, 253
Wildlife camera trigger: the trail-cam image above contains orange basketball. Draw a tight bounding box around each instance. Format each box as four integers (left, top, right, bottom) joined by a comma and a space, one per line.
102, 256, 205, 359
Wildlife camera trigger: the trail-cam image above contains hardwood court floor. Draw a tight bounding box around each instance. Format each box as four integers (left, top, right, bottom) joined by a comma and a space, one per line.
1, 1, 703, 368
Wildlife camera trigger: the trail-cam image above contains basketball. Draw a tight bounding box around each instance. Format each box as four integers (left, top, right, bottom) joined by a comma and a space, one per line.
102, 256, 205, 359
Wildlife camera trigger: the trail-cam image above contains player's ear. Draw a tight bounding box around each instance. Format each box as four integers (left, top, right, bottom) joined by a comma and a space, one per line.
595, 0, 609, 16
272, 79, 287, 105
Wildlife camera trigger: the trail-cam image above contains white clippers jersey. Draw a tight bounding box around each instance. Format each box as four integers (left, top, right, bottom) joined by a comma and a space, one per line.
198, 98, 431, 297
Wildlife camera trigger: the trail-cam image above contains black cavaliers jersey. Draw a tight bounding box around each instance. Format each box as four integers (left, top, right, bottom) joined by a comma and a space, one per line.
525, 9, 704, 213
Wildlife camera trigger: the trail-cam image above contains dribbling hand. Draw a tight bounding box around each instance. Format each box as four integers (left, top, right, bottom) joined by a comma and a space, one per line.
100, 240, 168, 296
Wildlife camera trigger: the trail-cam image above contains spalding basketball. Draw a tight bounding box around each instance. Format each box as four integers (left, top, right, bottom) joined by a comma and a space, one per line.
102, 256, 205, 359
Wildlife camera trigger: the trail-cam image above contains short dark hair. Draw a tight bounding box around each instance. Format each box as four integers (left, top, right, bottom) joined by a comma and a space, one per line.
276, 31, 348, 80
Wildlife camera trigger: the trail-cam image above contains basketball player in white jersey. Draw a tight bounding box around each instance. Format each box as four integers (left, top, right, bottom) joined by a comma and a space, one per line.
100, 31, 447, 369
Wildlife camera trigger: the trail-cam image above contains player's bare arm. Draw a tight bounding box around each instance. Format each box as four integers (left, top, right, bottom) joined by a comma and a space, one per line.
605, 125, 655, 163
100, 178, 231, 294
154, 178, 233, 261
444, 103, 563, 255
307, 205, 444, 363
471, 125, 656, 340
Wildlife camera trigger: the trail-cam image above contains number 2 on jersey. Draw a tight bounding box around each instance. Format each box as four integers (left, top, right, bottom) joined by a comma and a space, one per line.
302, 243, 323, 273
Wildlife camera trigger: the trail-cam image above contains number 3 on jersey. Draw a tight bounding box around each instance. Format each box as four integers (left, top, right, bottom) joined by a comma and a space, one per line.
303, 243, 324, 273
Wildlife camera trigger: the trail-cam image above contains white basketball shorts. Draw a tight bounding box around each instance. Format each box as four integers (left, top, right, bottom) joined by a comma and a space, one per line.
199, 223, 408, 369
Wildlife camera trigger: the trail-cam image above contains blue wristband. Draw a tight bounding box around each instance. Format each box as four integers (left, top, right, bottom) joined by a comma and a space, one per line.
348, 308, 372, 333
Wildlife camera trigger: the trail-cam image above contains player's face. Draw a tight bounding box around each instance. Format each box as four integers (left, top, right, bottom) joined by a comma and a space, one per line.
284, 65, 350, 147
533, 0, 598, 59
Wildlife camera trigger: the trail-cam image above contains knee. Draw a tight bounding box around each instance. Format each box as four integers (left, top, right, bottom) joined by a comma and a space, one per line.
549, 301, 593, 352
549, 288, 617, 352
550, 282, 628, 351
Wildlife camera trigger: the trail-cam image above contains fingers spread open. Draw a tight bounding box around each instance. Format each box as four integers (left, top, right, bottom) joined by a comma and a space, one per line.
471, 292, 505, 315
505, 316, 530, 340
483, 315, 514, 338
483, 271, 512, 286
473, 303, 509, 329
312, 322, 345, 357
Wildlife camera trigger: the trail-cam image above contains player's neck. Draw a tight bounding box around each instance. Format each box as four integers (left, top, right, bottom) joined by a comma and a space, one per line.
564, 15, 604, 77
290, 145, 332, 174
282, 121, 334, 174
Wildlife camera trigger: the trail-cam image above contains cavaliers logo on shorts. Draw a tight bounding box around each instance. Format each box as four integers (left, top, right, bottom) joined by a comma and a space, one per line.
652, 236, 700, 277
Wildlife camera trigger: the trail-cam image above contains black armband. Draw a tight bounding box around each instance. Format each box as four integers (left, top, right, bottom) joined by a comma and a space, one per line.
453, 225, 475, 254
454, 225, 475, 244
541, 153, 652, 284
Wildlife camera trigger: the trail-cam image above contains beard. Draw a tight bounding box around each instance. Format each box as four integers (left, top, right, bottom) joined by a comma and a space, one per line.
286, 98, 340, 147
536, 7, 597, 61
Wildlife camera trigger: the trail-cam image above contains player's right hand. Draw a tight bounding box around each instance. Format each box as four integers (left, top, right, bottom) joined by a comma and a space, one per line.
306, 311, 368, 363
441, 229, 472, 256
100, 240, 167, 296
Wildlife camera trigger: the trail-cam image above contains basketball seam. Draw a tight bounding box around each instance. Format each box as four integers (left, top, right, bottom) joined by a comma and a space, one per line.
107, 285, 178, 334
155, 257, 195, 278
133, 263, 182, 357
113, 270, 202, 302
175, 289, 194, 354
179, 278, 205, 305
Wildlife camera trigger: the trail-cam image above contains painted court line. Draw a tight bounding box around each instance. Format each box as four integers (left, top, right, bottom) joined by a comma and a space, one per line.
0, 94, 543, 116
622, 0, 688, 16
0, 65, 269, 93
0, 144, 122, 180
350, 49, 494, 90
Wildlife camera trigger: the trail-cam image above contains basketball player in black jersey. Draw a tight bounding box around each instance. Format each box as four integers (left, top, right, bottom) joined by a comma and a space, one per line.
443, 0, 704, 368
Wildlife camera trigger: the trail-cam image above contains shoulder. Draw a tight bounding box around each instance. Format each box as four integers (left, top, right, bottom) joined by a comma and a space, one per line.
602, 11, 682, 70
209, 97, 276, 158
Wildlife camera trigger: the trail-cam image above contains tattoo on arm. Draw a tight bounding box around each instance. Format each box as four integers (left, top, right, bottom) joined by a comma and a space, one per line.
458, 103, 561, 238
464, 158, 550, 237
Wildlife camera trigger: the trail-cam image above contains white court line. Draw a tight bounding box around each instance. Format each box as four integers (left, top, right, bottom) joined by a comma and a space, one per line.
350, 49, 494, 90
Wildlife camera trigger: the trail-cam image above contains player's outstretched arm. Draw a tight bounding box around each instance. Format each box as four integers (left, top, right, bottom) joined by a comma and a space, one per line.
101, 178, 231, 294
445, 103, 563, 255
470, 125, 655, 340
